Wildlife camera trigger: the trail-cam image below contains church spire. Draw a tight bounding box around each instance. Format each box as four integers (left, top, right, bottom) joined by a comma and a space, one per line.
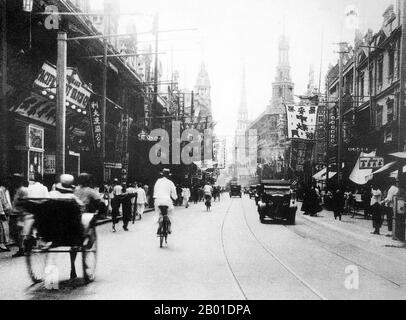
237, 65, 249, 130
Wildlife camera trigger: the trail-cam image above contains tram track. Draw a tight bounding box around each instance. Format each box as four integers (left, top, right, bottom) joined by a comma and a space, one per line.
282, 214, 402, 287
241, 198, 402, 289
239, 200, 327, 300
220, 197, 327, 300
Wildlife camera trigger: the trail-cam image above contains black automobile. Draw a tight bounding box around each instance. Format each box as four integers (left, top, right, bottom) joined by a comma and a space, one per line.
257, 180, 297, 225
249, 185, 257, 199
229, 184, 242, 198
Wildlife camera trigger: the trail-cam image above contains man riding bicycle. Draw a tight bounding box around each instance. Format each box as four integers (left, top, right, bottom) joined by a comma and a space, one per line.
153, 169, 177, 235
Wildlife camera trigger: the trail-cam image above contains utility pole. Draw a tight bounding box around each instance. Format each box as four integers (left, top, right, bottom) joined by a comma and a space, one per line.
56, 31, 67, 177
101, 39, 108, 182
153, 12, 159, 129
337, 42, 347, 186
0, 2, 8, 180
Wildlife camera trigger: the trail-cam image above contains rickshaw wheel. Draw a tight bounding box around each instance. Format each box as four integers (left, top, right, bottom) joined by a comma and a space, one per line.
82, 225, 97, 283
25, 227, 48, 284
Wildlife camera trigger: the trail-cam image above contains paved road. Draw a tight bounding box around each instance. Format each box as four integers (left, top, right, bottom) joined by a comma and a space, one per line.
1, 195, 406, 300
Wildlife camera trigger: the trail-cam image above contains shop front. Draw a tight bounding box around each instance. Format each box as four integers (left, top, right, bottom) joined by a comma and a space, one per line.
8, 61, 97, 185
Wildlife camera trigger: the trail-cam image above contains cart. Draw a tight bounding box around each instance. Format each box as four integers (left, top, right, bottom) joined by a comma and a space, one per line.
20, 198, 97, 284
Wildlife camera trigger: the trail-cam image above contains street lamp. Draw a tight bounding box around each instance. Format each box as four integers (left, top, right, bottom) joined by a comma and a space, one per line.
22, 0, 33, 12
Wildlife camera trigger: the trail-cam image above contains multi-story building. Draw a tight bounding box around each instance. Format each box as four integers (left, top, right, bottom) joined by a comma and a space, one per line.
247, 34, 294, 180
325, 3, 404, 183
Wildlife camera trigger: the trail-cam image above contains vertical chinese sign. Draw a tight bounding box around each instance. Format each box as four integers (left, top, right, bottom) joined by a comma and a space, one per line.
88, 98, 103, 156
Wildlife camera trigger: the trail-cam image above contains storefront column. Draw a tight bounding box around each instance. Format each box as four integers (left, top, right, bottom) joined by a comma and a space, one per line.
0, 3, 8, 179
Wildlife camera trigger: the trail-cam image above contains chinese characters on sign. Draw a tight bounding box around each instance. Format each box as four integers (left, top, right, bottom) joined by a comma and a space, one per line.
359, 157, 384, 170
290, 140, 313, 172
89, 99, 103, 153
286, 105, 318, 140
33, 61, 92, 111
329, 108, 338, 146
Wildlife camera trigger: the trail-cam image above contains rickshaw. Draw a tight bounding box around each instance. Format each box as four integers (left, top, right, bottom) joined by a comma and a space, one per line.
20, 198, 98, 284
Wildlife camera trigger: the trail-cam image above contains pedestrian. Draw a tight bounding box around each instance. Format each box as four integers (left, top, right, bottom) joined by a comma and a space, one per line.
370, 183, 383, 235
362, 186, 371, 219
136, 182, 147, 220
332, 188, 344, 221
27, 173, 49, 199
10, 174, 28, 258
120, 183, 133, 231
383, 178, 399, 236
0, 178, 11, 252
126, 183, 137, 223
182, 186, 191, 208
192, 185, 199, 204
74, 173, 103, 213
176, 184, 183, 206
143, 183, 150, 208
111, 178, 122, 232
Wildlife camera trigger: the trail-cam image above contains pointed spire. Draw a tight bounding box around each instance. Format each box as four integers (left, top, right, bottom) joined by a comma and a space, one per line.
239, 65, 248, 114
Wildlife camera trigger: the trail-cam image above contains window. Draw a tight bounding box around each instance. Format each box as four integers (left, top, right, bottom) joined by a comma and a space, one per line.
384, 127, 393, 143
279, 88, 283, 98
376, 104, 383, 128
377, 56, 383, 87
387, 99, 394, 123
359, 72, 365, 99
389, 49, 395, 78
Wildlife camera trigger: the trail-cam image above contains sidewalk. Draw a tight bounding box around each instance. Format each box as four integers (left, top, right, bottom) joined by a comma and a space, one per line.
298, 202, 406, 248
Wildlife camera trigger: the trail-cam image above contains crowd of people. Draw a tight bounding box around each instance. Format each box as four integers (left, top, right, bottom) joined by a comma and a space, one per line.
299, 177, 402, 236
0, 170, 225, 256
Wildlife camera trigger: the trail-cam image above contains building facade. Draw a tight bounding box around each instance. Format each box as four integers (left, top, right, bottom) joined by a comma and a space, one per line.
247, 34, 294, 181
325, 3, 404, 185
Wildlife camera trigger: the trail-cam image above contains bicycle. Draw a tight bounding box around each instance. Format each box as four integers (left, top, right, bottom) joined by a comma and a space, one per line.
157, 206, 171, 248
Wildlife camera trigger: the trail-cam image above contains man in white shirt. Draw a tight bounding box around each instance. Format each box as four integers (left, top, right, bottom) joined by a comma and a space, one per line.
136, 182, 147, 220
126, 183, 137, 223
27, 173, 49, 199
153, 169, 177, 233
384, 178, 399, 234
182, 186, 191, 208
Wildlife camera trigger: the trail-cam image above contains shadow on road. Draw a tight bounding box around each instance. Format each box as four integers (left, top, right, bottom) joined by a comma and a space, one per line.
25, 278, 91, 300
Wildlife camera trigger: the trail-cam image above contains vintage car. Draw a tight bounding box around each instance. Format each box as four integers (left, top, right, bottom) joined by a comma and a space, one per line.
249, 185, 257, 199
257, 180, 297, 225
229, 184, 242, 198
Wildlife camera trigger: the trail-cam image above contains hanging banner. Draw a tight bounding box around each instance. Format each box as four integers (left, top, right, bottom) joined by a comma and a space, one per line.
290, 140, 313, 172
88, 98, 103, 153
286, 105, 318, 140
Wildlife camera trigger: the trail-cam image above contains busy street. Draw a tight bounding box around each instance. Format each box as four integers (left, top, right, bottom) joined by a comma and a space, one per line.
1, 194, 406, 300
2, 0, 406, 304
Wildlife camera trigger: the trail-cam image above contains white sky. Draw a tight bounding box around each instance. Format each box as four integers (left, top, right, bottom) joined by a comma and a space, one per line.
90, 0, 395, 138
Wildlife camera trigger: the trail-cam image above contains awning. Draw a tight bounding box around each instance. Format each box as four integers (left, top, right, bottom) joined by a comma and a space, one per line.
193, 160, 217, 170
313, 168, 326, 180
349, 151, 376, 185
389, 152, 406, 159
370, 161, 398, 176
318, 171, 337, 181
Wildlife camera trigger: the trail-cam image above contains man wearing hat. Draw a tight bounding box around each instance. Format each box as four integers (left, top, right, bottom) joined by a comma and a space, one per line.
153, 169, 177, 234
